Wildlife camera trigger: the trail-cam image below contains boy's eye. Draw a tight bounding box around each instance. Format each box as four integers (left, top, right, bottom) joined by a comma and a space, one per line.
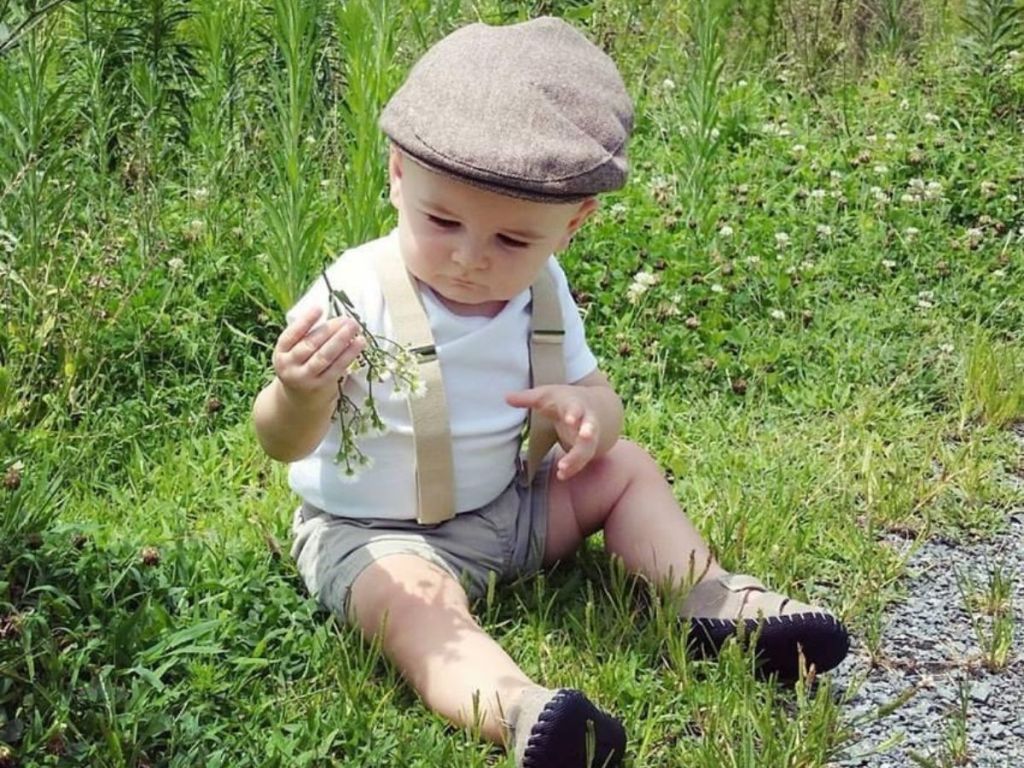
498, 234, 529, 249
427, 214, 459, 229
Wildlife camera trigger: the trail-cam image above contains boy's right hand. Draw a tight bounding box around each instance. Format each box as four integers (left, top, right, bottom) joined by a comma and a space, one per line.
273, 305, 366, 404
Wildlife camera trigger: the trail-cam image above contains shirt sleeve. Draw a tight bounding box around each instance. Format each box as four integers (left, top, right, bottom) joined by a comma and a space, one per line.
547, 258, 598, 384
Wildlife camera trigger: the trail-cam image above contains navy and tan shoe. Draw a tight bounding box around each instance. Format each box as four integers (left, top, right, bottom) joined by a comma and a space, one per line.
682, 573, 850, 681
505, 687, 626, 768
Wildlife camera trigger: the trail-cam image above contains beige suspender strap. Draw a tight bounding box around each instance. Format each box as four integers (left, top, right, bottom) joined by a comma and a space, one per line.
374, 249, 456, 525
525, 267, 565, 482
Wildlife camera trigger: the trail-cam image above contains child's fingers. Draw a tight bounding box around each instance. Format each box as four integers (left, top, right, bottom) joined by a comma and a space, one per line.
277, 305, 324, 353
318, 334, 367, 381
303, 320, 362, 375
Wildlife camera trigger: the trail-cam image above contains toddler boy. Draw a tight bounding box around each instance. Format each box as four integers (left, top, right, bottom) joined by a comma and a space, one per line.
252, 17, 849, 768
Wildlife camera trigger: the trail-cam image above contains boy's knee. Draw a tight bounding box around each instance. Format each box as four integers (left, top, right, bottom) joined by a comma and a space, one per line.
349, 553, 470, 636
603, 438, 660, 480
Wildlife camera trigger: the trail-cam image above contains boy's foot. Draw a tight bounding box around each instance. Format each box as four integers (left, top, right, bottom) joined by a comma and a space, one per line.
505, 686, 626, 768
681, 573, 849, 682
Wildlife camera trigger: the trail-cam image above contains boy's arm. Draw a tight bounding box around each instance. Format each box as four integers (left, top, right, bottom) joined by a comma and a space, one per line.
506, 367, 623, 481
252, 305, 366, 463
252, 378, 337, 463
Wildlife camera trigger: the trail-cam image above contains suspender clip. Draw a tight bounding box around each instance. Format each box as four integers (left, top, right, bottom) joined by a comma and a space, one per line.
410, 344, 437, 363
531, 329, 565, 344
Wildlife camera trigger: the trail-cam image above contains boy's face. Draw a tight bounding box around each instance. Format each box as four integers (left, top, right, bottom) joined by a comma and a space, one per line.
389, 148, 597, 317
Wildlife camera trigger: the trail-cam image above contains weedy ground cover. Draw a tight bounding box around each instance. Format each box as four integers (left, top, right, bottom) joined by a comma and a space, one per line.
1, 0, 1023, 765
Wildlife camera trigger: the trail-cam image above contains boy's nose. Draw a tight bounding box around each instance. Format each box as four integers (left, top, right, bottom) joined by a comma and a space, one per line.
451, 244, 488, 269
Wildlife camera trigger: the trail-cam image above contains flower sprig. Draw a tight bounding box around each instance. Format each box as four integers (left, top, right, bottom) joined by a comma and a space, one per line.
322, 269, 424, 480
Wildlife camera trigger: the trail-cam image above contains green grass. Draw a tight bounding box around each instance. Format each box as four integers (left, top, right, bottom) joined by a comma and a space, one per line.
3, 0, 1024, 765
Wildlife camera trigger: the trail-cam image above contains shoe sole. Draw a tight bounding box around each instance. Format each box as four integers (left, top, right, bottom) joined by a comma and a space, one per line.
689, 612, 850, 682
521, 689, 627, 768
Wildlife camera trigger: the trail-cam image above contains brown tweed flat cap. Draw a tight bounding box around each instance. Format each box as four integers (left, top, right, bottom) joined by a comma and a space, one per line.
380, 17, 633, 203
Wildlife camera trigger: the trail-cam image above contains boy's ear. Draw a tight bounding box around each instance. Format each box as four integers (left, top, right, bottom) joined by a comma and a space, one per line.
388, 146, 403, 208
558, 197, 599, 250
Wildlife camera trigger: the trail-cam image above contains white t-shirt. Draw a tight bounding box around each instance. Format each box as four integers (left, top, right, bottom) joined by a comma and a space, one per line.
285, 230, 598, 520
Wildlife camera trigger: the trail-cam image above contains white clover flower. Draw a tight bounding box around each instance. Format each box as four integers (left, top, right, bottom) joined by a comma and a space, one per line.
710, 128, 720, 141
737, 79, 749, 87
710, 283, 724, 294
746, 255, 761, 266
939, 343, 955, 354
923, 112, 940, 125
719, 224, 734, 237
866, 134, 878, 144
609, 202, 628, 218
192, 186, 209, 204
980, 180, 998, 198
816, 224, 833, 237
0, 229, 17, 254
925, 180, 943, 200
1006, 194, 1019, 203
774, 231, 791, 248
908, 178, 925, 191
873, 188, 890, 204
168, 257, 186, 273
917, 290, 935, 309
900, 193, 917, 204
882, 259, 897, 269
904, 227, 920, 239
810, 188, 827, 200
662, 77, 676, 91
801, 260, 816, 271
966, 227, 984, 245
885, 132, 898, 142
626, 270, 659, 303
899, 99, 910, 111
992, 268, 1007, 279
792, 143, 807, 154
829, 170, 843, 182
873, 164, 889, 174
769, 309, 786, 320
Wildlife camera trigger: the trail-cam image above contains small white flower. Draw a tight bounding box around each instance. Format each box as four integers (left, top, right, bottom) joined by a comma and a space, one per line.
816, 224, 833, 237
737, 79, 749, 87
662, 77, 676, 91
905, 226, 920, 239
908, 178, 925, 191
924, 112, 940, 125
1006, 194, 1019, 203
966, 227, 984, 245
168, 257, 186, 273
626, 270, 659, 303
792, 143, 807, 154
774, 231, 791, 248
192, 186, 209, 204
710, 283, 724, 294
900, 193, 918, 204
801, 260, 816, 271
992, 268, 1007, 278
609, 202, 628, 218
899, 99, 910, 110
917, 290, 935, 309
719, 224, 734, 237
885, 132, 898, 142
866, 134, 878, 144
980, 180, 998, 198
873, 164, 889, 174
810, 188, 827, 200
829, 170, 843, 182
770, 309, 786, 321
882, 259, 897, 269
939, 343, 955, 354
746, 256, 761, 266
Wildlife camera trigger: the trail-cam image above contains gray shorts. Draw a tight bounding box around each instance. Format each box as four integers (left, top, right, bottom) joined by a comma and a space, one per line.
289, 458, 553, 622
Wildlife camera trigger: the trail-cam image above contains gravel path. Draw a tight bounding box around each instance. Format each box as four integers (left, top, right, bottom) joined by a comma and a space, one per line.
829, 429, 1024, 767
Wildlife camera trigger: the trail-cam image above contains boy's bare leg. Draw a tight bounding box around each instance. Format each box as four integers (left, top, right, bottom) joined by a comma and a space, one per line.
348, 553, 535, 744
544, 439, 727, 590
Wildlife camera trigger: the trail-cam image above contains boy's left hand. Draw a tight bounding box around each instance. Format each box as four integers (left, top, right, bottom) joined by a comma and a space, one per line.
505, 385, 600, 480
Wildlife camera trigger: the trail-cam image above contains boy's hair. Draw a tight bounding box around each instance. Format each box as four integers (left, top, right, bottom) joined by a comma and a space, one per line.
380, 17, 634, 203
